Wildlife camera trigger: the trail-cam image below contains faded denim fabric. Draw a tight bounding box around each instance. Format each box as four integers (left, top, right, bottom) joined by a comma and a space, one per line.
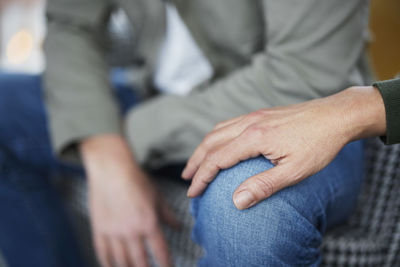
191, 141, 364, 266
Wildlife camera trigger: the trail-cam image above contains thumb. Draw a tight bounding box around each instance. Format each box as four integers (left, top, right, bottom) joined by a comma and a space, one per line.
232, 164, 294, 210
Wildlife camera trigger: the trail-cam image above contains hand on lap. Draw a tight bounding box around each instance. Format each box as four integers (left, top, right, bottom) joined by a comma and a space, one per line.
182, 86, 386, 210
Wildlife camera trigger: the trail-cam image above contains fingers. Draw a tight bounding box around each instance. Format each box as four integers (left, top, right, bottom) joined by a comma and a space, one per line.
181, 145, 207, 180
213, 114, 245, 130
94, 234, 112, 267
95, 233, 167, 267
110, 238, 131, 267
182, 113, 259, 180
147, 228, 172, 267
128, 236, 149, 267
232, 164, 296, 210
181, 126, 239, 180
187, 133, 261, 198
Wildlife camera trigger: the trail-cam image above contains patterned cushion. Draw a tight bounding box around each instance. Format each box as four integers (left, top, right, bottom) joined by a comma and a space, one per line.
57, 176, 202, 267
321, 138, 400, 266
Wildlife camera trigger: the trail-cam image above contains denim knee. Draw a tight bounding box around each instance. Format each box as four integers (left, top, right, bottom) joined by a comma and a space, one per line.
191, 157, 322, 267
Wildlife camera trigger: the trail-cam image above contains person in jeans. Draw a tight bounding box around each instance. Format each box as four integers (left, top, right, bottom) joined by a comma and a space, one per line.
1, 0, 371, 266
184, 78, 399, 265
0, 74, 86, 267
0, 73, 138, 267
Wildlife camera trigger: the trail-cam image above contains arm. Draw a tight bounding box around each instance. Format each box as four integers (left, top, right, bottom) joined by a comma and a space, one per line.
44, 1, 175, 266
44, 0, 121, 161
182, 85, 387, 209
126, 0, 371, 168
198, 0, 370, 107
81, 135, 176, 267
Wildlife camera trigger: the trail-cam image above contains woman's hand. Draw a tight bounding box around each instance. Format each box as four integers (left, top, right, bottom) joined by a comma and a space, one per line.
182, 86, 386, 210
81, 135, 179, 267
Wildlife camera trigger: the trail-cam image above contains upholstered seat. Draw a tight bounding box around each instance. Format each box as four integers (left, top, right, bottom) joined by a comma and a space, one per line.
53, 138, 399, 266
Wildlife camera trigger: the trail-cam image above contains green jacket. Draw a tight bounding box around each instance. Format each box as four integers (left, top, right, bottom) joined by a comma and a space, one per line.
375, 78, 400, 145
44, 0, 372, 167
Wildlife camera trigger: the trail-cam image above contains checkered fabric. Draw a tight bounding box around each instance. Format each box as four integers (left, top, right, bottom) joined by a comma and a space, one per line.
56, 175, 203, 267
55, 138, 400, 267
1, 139, 399, 267
321, 138, 400, 266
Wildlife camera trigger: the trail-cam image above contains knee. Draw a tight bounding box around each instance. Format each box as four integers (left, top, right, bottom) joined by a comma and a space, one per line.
191, 157, 322, 266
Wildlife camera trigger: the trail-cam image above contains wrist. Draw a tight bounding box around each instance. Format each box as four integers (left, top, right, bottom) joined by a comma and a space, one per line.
80, 134, 143, 182
338, 86, 386, 142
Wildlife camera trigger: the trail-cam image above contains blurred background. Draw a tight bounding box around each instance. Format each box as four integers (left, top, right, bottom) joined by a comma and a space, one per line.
0, 0, 45, 74
0, 0, 398, 79
369, 0, 400, 79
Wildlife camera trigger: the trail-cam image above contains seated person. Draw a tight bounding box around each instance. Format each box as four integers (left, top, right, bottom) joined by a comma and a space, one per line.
1, 0, 371, 266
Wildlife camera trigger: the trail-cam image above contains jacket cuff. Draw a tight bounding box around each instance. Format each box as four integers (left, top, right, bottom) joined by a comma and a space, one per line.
373, 78, 400, 145
50, 108, 122, 164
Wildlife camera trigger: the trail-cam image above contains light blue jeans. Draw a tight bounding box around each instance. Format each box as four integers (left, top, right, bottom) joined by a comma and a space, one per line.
191, 141, 364, 266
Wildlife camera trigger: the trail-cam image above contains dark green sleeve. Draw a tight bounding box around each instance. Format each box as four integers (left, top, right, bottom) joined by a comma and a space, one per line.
373, 78, 400, 145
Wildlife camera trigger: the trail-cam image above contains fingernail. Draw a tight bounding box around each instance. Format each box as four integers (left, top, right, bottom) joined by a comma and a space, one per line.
234, 191, 255, 210
187, 187, 193, 197
181, 167, 189, 178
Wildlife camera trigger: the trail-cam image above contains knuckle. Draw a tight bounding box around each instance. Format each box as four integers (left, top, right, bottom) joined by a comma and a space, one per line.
246, 124, 259, 134
258, 108, 271, 115
245, 124, 266, 137
113, 228, 129, 239
203, 133, 214, 148
248, 110, 263, 119
247, 109, 268, 120
123, 213, 158, 236
96, 225, 114, 237
213, 122, 224, 130
124, 223, 139, 237
125, 228, 136, 238
204, 150, 218, 163
252, 177, 275, 198
142, 214, 159, 233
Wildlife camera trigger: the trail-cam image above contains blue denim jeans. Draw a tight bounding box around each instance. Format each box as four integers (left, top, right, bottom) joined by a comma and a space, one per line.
191, 141, 364, 266
0, 72, 138, 267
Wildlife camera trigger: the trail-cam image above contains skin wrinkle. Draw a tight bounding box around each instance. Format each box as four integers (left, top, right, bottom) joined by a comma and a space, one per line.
184, 86, 380, 212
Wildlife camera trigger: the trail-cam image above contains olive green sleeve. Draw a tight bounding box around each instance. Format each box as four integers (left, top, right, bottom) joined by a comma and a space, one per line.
44, 0, 121, 163
125, 0, 371, 168
374, 78, 400, 145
